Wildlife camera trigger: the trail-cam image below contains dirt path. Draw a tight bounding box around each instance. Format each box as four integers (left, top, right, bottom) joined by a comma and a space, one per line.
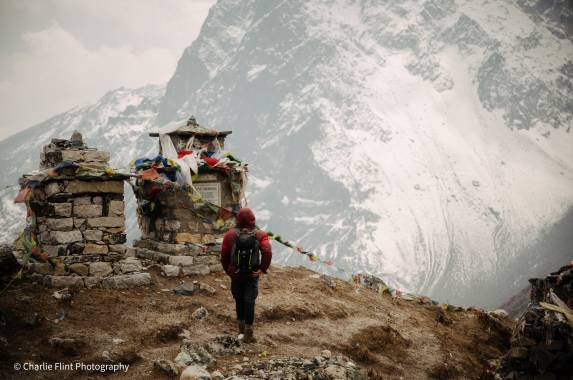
0, 265, 513, 379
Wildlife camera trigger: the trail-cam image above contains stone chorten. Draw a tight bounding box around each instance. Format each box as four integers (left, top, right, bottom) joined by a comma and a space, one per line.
15, 132, 149, 288
132, 117, 247, 276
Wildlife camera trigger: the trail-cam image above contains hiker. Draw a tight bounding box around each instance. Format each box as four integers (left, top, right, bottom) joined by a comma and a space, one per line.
221, 208, 272, 343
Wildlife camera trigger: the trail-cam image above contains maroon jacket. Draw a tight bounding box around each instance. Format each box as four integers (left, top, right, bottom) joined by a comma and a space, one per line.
221, 208, 272, 278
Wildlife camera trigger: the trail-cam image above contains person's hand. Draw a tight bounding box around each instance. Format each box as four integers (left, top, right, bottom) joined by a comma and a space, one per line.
251, 270, 263, 278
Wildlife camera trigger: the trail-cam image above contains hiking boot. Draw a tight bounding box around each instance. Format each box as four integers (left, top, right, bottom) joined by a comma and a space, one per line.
238, 320, 245, 334
244, 324, 257, 343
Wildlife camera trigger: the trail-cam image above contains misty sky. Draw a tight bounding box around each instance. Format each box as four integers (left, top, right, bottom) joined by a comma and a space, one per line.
0, 0, 216, 141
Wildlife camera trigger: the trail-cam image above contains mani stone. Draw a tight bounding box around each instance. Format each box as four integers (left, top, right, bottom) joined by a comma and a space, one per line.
45, 218, 74, 231
87, 217, 124, 228
108, 201, 124, 216
52, 203, 72, 217
66, 180, 123, 194
83, 244, 109, 255
194, 255, 219, 266
61, 149, 110, 164
52, 230, 83, 244
83, 230, 103, 241
182, 265, 210, 276
169, 256, 194, 267
162, 265, 181, 277
89, 262, 113, 277
101, 273, 151, 289
74, 204, 102, 218
46, 275, 84, 288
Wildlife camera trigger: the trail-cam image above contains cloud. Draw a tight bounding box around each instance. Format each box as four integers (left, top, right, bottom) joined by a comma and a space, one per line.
0, 0, 215, 140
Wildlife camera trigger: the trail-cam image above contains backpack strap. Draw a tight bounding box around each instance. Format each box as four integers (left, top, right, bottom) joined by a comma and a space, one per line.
230, 228, 240, 268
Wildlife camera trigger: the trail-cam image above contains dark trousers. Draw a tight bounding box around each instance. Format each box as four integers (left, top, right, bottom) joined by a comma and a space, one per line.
231, 276, 259, 325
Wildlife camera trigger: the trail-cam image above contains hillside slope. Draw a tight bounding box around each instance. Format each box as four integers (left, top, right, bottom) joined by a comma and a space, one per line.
0, 265, 513, 379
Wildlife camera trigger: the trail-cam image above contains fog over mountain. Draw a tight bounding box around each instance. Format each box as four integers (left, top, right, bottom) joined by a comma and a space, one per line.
1, 0, 572, 307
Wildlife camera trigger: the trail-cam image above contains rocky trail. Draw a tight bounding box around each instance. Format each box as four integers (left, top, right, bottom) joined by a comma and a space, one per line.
0, 264, 514, 379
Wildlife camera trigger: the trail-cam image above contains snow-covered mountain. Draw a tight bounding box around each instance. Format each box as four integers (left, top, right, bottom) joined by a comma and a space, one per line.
0, 85, 163, 242
156, 0, 573, 307
1, 0, 572, 307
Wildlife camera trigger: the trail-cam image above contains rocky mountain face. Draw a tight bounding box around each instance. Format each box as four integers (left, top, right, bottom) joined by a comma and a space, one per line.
1, 0, 572, 307
156, 0, 573, 307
